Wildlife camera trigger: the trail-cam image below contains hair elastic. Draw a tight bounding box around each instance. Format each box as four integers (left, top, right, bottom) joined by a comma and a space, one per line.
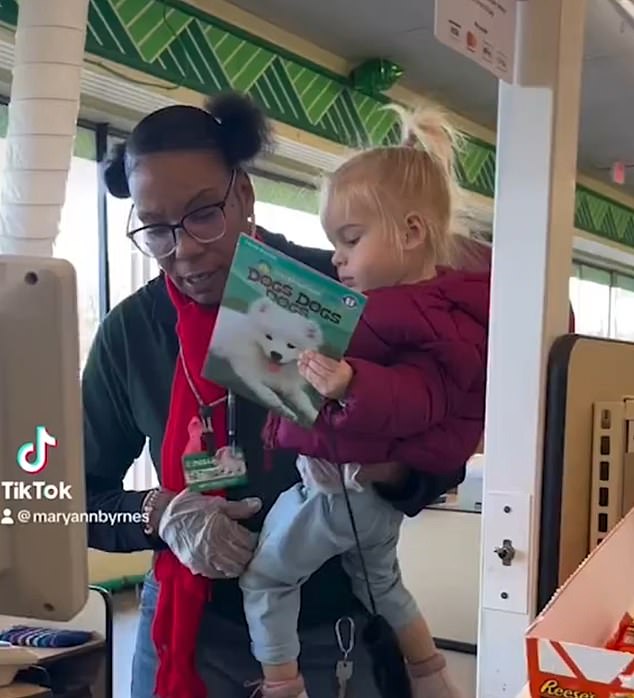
246, 212, 257, 238
403, 131, 418, 148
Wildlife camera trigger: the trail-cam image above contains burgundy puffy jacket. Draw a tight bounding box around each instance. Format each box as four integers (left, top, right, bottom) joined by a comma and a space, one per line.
270, 267, 490, 475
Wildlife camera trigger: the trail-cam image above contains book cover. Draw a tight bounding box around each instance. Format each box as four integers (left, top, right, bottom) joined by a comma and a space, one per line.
203, 234, 366, 427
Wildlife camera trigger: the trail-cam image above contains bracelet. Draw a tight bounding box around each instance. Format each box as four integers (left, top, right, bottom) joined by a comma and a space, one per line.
141, 488, 161, 537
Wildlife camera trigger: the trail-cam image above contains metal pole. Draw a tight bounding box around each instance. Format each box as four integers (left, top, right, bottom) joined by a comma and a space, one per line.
477, 1, 586, 696
0, 0, 90, 256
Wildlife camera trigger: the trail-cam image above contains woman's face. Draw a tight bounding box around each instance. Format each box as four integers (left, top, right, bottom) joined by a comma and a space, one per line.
128, 150, 254, 305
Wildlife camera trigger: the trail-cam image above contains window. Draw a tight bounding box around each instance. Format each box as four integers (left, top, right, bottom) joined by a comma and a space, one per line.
106, 136, 160, 310
55, 128, 101, 367
252, 174, 330, 250
570, 264, 611, 338
611, 274, 634, 341
569, 262, 634, 341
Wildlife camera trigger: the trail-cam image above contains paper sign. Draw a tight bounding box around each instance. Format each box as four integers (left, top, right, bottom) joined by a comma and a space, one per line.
434, 0, 518, 82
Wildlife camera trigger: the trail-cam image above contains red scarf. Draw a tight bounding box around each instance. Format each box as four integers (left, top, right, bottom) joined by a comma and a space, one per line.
152, 275, 228, 698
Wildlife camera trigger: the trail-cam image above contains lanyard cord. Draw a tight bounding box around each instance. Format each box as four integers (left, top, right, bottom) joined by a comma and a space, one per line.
178, 345, 227, 410
179, 344, 238, 452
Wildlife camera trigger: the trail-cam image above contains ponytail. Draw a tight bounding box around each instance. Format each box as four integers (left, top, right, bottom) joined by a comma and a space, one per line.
102, 142, 130, 199
393, 104, 462, 181
392, 105, 464, 267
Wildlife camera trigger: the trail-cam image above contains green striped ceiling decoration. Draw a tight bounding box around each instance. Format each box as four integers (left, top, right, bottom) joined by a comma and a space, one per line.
86, 0, 405, 148
576, 186, 634, 248
0, 0, 491, 195
455, 136, 497, 198
0, 0, 633, 249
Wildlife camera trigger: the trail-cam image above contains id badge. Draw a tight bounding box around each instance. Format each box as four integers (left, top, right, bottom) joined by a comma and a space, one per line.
183, 446, 248, 492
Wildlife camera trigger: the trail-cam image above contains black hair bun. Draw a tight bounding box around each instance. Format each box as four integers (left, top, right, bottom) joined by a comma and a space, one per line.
204, 92, 273, 167
102, 142, 130, 198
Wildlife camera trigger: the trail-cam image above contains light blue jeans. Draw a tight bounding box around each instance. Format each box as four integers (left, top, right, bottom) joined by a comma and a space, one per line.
131, 570, 384, 697
240, 481, 420, 665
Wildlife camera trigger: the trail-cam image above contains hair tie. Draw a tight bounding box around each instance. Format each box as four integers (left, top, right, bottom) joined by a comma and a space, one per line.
403, 131, 418, 148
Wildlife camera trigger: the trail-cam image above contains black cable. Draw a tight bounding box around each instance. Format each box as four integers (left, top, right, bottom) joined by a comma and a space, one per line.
335, 455, 378, 616
330, 428, 412, 698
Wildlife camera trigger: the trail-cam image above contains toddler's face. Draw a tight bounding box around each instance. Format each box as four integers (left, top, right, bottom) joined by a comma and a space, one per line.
323, 202, 403, 293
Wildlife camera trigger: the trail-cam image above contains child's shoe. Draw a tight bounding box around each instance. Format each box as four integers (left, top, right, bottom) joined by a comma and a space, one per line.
408, 653, 464, 698
251, 675, 308, 698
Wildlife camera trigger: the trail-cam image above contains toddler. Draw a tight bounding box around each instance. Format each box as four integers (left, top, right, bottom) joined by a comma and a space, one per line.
240, 106, 489, 698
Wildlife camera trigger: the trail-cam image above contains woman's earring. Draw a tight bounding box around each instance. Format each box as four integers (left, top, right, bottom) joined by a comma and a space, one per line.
247, 213, 257, 237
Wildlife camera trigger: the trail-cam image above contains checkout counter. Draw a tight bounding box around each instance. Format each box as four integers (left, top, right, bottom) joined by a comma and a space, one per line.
0, 588, 112, 698
399, 455, 483, 652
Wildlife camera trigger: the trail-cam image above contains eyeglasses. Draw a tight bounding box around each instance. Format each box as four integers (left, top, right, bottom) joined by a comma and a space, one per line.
126, 170, 236, 259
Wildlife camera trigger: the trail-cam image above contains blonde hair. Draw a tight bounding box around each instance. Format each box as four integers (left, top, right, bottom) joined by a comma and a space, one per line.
321, 105, 464, 268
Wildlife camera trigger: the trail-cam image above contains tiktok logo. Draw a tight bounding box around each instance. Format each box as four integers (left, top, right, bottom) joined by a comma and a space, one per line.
16, 426, 57, 475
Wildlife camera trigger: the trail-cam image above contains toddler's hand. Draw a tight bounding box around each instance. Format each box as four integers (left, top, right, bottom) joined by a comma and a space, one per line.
298, 351, 353, 400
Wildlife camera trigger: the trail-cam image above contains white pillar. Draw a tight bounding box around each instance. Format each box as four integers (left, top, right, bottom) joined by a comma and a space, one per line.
477, 2, 586, 696
0, 0, 90, 257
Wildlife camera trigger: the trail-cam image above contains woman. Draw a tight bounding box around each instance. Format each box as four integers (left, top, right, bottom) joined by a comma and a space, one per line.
85, 92, 470, 698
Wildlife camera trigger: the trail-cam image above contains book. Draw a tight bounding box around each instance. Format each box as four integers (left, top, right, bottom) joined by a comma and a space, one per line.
203, 234, 366, 427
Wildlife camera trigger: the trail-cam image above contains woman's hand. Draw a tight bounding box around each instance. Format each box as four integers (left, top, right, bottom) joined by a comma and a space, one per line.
298, 351, 353, 400
158, 490, 262, 578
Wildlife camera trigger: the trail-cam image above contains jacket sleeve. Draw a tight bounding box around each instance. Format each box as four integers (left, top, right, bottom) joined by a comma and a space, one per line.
319, 351, 449, 438
83, 308, 165, 552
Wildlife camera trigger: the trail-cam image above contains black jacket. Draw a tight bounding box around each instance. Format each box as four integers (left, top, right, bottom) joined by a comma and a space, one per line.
83, 231, 461, 627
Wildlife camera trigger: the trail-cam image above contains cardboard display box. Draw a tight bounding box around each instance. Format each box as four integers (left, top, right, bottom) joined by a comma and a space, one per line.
526, 507, 634, 697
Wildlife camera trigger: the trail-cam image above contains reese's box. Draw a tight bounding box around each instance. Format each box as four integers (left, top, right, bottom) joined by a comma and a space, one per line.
525, 507, 634, 697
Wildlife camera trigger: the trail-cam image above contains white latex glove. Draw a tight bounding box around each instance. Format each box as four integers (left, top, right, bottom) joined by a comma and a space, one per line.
296, 455, 364, 495
158, 490, 262, 579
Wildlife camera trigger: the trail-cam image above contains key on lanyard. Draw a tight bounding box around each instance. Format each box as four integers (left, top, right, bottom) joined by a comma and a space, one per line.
335, 616, 355, 698
199, 404, 216, 456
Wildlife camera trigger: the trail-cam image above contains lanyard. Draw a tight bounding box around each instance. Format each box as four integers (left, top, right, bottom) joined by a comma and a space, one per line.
178, 346, 237, 453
